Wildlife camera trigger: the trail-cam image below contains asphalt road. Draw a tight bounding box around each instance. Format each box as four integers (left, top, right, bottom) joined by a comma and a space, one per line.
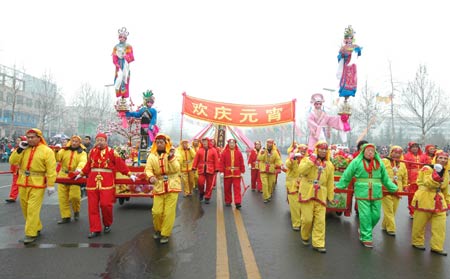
0, 161, 449, 279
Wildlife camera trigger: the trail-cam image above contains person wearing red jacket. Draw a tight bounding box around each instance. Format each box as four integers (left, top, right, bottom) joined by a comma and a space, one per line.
192, 137, 220, 204
247, 141, 262, 192
220, 139, 246, 209
76, 133, 136, 238
5, 136, 26, 203
419, 144, 436, 165
403, 141, 423, 218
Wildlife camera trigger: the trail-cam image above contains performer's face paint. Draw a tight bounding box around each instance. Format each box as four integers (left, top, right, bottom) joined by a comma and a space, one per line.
119, 35, 127, 43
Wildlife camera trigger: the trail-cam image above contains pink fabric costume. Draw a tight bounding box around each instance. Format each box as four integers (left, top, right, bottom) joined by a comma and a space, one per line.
307, 93, 346, 150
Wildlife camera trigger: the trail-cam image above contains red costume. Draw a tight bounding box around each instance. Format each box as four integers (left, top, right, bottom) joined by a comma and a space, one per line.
403, 142, 423, 217
247, 142, 262, 191
419, 144, 436, 165
220, 139, 246, 207
81, 133, 131, 234
192, 138, 220, 202
6, 136, 26, 202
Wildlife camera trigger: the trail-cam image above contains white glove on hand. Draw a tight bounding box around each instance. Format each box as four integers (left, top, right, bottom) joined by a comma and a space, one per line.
19, 141, 29, 149
434, 164, 443, 172
47, 186, 56, 196
130, 174, 137, 182
74, 174, 83, 180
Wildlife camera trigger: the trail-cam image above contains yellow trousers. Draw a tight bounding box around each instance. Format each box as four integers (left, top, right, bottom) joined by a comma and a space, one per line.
181, 171, 195, 195
58, 184, 81, 218
152, 192, 179, 237
19, 187, 45, 237
412, 210, 447, 252
300, 200, 326, 248
194, 170, 198, 189
260, 173, 276, 200
288, 193, 301, 228
381, 195, 400, 232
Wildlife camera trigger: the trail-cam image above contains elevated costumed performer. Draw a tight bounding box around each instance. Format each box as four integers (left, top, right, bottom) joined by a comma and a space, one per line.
113, 27, 134, 111
307, 93, 350, 151
337, 25, 362, 114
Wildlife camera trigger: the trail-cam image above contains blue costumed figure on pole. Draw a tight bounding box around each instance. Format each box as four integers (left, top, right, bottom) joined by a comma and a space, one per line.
126, 90, 159, 161
337, 25, 362, 114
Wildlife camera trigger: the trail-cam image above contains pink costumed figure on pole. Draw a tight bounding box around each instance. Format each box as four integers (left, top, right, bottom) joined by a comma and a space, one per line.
307, 93, 350, 150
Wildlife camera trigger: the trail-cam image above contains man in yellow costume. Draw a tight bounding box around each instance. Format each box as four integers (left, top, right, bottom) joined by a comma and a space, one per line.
298, 141, 335, 253
177, 139, 196, 197
381, 146, 407, 236
56, 135, 87, 224
411, 150, 449, 256
145, 134, 181, 244
285, 144, 308, 231
9, 128, 57, 244
257, 139, 282, 203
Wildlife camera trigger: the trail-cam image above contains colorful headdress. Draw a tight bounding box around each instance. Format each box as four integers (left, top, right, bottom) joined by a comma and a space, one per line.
344, 25, 355, 39
118, 27, 129, 38
310, 93, 325, 104
143, 90, 155, 104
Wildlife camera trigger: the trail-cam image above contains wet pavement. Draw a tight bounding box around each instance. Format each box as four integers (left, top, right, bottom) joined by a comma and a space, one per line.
0, 161, 449, 279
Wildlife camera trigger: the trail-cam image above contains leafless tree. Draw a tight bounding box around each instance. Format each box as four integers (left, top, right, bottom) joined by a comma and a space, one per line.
387, 60, 400, 145
1, 65, 25, 138
351, 81, 384, 142
397, 65, 450, 144
34, 71, 65, 136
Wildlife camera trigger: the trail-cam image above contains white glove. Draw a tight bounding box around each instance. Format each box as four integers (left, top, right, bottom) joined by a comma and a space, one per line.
19, 141, 29, 149
130, 174, 137, 182
74, 174, 83, 180
434, 164, 443, 172
294, 153, 302, 159
47, 186, 56, 196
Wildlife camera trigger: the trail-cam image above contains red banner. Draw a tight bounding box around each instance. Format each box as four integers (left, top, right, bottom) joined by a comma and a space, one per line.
182, 93, 296, 127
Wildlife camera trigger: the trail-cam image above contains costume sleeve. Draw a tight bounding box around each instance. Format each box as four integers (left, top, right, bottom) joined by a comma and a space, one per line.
9, 149, 23, 165
45, 148, 57, 187
327, 163, 335, 201
417, 166, 442, 190
114, 150, 131, 176
76, 151, 88, 170
150, 108, 158, 126
56, 149, 63, 163
125, 45, 134, 63
336, 159, 357, 189
239, 152, 245, 173
380, 163, 398, 192
192, 152, 200, 169
400, 164, 408, 190
298, 157, 315, 176
167, 153, 180, 175
125, 109, 143, 118
144, 155, 156, 178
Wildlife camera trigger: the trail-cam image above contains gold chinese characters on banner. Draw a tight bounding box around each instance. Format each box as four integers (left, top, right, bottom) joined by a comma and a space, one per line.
182, 93, 296, 127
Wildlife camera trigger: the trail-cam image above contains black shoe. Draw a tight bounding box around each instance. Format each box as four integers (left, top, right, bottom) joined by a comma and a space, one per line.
205, 199, 210, 204
5, 198, 16, 203
431, 249, 447, 256
104, 226, 111, 233
313, 247, 327, 253
199, 194, 204, 201
57, 217, 71, 224
74, 212, 80, 221
235, 204, 241, 209
88, 232, 101, 238
412, 244, 426, 251
225, 203, 231, 207
251, 189, 255, 192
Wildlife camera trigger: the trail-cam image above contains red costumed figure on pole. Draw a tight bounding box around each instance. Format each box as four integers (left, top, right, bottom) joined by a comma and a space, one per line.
192, 137, 220, 204
76, 133, 137, 238
220, 139, 246, 209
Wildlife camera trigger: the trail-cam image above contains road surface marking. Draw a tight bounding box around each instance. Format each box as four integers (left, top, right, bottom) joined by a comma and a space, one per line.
233, 208, 262, 279
216, 182, 230, 278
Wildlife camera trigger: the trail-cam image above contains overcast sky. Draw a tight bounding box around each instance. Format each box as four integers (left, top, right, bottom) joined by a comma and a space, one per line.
1, 0, 448, 119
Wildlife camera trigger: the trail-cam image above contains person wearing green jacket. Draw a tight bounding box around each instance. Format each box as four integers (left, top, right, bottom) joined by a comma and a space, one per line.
336, 143, 398, 248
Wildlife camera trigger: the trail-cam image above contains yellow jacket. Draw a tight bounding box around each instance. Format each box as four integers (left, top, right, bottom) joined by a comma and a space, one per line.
145, 152, 181, 195
176, 147, 196, 172
285, 157, 302, 194
298, 157, 335, 206
9, 143, 57, 188
381, 158, 408, 192
56, 148, 87, 178
257, 148, 282, 174
412, 166, 449, 212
